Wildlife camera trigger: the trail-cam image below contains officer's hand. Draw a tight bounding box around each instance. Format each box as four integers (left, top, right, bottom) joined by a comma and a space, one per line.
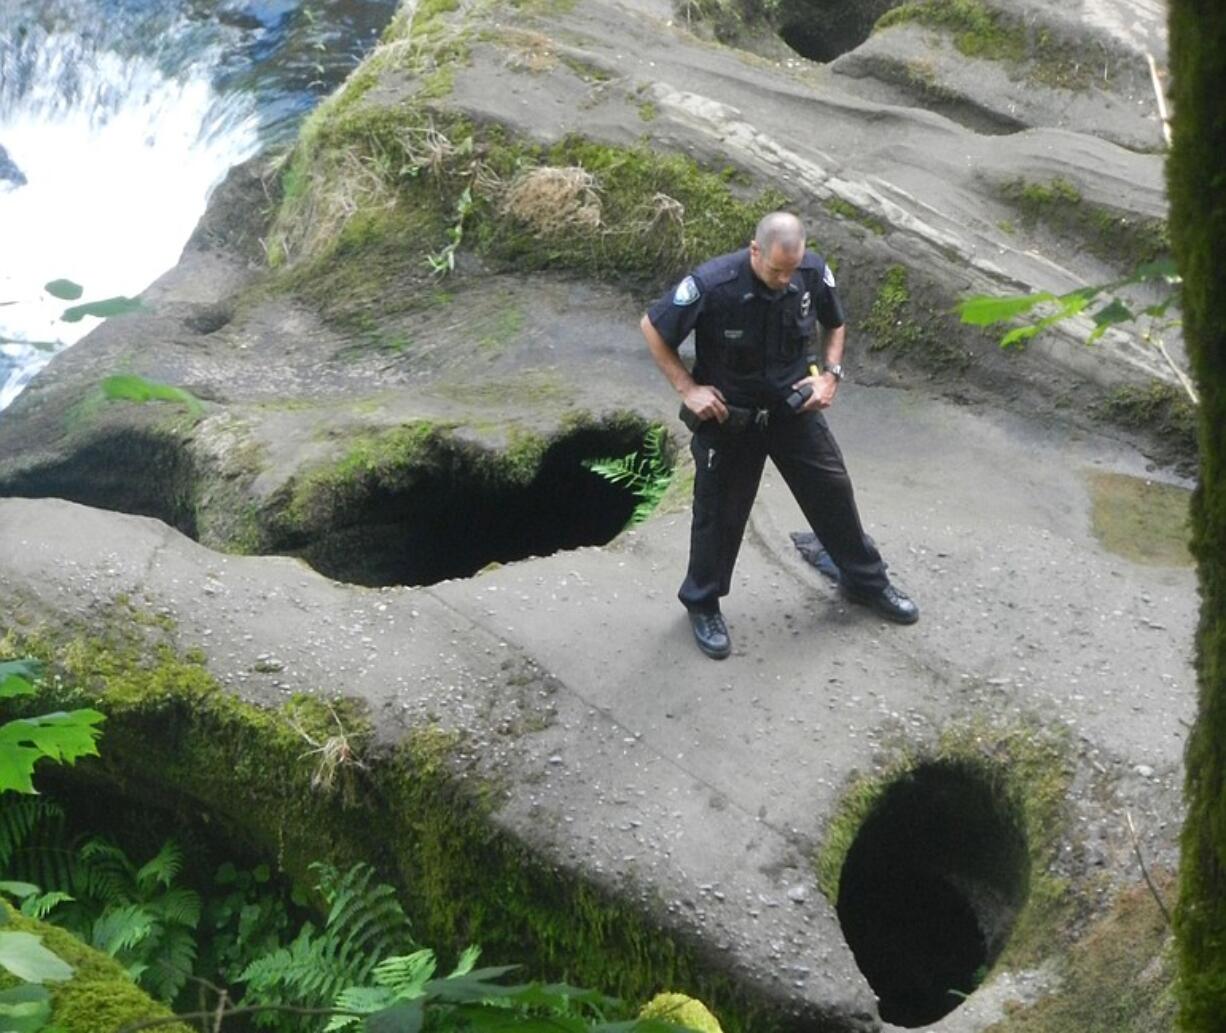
683, 385, 729, 423
793, 374, 837, 411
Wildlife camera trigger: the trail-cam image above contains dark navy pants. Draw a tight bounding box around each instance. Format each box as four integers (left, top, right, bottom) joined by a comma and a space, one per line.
678, 408, 888, 614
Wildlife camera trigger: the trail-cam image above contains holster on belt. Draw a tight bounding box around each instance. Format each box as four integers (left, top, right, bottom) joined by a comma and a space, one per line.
679, 402, 761, 434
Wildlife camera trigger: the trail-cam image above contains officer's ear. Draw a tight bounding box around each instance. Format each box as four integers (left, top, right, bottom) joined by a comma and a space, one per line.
748, 239, 761, 260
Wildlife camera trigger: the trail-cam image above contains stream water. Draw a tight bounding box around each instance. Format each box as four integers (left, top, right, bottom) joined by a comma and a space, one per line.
0, 0, 397, 412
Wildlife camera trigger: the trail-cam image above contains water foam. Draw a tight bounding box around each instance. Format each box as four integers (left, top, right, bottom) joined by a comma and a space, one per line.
0, 27, 259, 410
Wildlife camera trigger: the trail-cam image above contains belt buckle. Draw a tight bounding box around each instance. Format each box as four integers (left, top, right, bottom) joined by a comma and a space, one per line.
753, 407, 770, 429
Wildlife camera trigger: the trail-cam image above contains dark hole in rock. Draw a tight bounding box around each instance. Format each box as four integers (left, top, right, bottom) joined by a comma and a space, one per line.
0, 428, 198, 539
836, 761, 1029, 1027
776, 0, 902, 63
183, 303, 233, 335
274, 424, 660, 587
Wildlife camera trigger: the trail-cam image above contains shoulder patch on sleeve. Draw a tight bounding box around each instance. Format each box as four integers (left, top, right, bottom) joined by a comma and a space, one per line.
823, 265, 837, 289
673, 276, 701, 306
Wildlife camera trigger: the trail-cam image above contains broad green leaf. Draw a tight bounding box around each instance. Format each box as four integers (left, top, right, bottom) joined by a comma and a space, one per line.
0, 706, 104, 792
0, 984, 53, 1033
0, 661, 41, 699
364, 1000, 423, 1033
1088, 299, 1136, 343
954, 292, 1056, 326
999, 324, 1043, 348
1092, 298, 1135, 328
0, 745, 49, 794
0, 709, 105, 765
60, 296, 142, 323
0, 932, 73, 983
101, 375, 203, 415
44, 279, 83, 301
0, 883, 39, 901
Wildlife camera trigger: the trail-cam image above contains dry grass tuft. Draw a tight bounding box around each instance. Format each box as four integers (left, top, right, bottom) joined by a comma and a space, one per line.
502, 166, 603, 235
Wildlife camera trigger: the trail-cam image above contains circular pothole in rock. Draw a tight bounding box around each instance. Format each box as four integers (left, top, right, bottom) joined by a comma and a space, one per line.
776, 0, 901, 62
274, 423, 668, 587
836, 761, 1029, 1027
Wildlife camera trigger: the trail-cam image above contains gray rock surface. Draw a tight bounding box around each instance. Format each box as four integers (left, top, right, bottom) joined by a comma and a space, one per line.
0, 0, 1196, 1027
0, 377, 1196, 1029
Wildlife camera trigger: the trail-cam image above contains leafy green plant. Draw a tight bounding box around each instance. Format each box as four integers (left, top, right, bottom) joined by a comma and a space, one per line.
201, 861, 303, 996
0, 658, 95, 1032
955, 258, 1195, 402
101, 375, 204, 416
239, 862, 414, 1028
1, 822, 202, 1005
0, 661, 104, 795
0, 279, 143, 347
320, 944, 688, 1033
583, 425, 673, 527
427, 186, 474, 276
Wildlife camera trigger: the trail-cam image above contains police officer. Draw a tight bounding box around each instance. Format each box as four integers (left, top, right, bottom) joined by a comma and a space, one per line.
640, 211, 918, 659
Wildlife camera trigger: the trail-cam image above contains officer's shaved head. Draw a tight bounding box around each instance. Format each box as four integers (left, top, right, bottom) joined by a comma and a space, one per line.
754, 212, 805, 258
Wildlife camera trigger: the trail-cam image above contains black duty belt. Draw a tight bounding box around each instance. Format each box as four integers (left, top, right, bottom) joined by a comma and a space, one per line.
679, 401, 777, 434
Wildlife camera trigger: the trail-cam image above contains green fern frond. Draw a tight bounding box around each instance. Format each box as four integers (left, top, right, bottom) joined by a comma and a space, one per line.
583, 425, 673, 527
326, 986, 396, 1030
20, 889, 74, 920
135, 840, 183, 891
241, 863, 415, 1016
0, 797, 61, 869
92, 903, 155, 956
372, 949, 435, 997
451, 945, 481, 977
154, 886, 202, 928
145, 923, 197, 1003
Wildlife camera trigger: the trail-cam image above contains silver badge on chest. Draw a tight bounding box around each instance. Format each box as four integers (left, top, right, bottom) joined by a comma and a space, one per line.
800, 290, 811, 317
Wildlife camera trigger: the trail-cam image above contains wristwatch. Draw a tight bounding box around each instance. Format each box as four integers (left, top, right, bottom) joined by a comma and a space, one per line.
824, 363, 845, 381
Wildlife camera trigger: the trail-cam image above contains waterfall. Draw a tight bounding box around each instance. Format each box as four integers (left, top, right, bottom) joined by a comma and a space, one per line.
0, 0, 394, 413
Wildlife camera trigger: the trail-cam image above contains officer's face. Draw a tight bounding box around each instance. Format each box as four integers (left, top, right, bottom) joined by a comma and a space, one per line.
750, 241, 802, 292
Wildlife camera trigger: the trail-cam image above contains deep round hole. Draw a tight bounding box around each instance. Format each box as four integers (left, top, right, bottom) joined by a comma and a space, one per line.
274, 424, 659, 587
836, 761, 1030, 1027
776, 0, 901, 62
1, 428, 199, 539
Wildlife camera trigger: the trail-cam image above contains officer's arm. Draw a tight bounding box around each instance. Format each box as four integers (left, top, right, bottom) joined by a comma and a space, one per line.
641, 315, 728, 422
821, 324, 846, 374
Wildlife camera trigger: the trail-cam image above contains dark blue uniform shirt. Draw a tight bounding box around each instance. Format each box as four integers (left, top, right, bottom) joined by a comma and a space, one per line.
647, 248, 845, 408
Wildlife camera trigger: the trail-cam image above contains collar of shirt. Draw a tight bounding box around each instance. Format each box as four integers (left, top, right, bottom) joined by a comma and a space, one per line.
738, 251, 802, 303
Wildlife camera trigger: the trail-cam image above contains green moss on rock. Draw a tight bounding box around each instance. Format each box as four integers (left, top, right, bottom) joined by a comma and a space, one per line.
0, 904, 192, 1033
875, 0, 1109, 90
1, 624, 791, 1033
998, 177, 1171, 270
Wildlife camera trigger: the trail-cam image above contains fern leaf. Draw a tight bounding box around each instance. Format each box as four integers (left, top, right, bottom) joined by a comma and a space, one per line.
154, 886, 201, 929
21, 890, 74, 920
136, 840, 183, 891
0, 798, 60, 869
144, 924, 196, 1003
91, 904, 155, 956
451, 945, 481, 978
372, 950, 435, 997
326, 985, 396, 1029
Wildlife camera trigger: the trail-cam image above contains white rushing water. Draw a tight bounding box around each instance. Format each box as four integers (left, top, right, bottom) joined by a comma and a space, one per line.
0, 25, 260, 411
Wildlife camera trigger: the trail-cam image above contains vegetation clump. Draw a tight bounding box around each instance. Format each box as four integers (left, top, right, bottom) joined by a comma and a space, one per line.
874, 0, 1111, 90
984, 879, 1176, 1033
998, 177, 1171, 270
0, 623, 784, 1032
1094, 382, 1198, 465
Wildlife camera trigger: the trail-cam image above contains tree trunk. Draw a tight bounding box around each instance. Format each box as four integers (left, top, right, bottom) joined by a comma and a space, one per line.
1169, 1, 1226, 1028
